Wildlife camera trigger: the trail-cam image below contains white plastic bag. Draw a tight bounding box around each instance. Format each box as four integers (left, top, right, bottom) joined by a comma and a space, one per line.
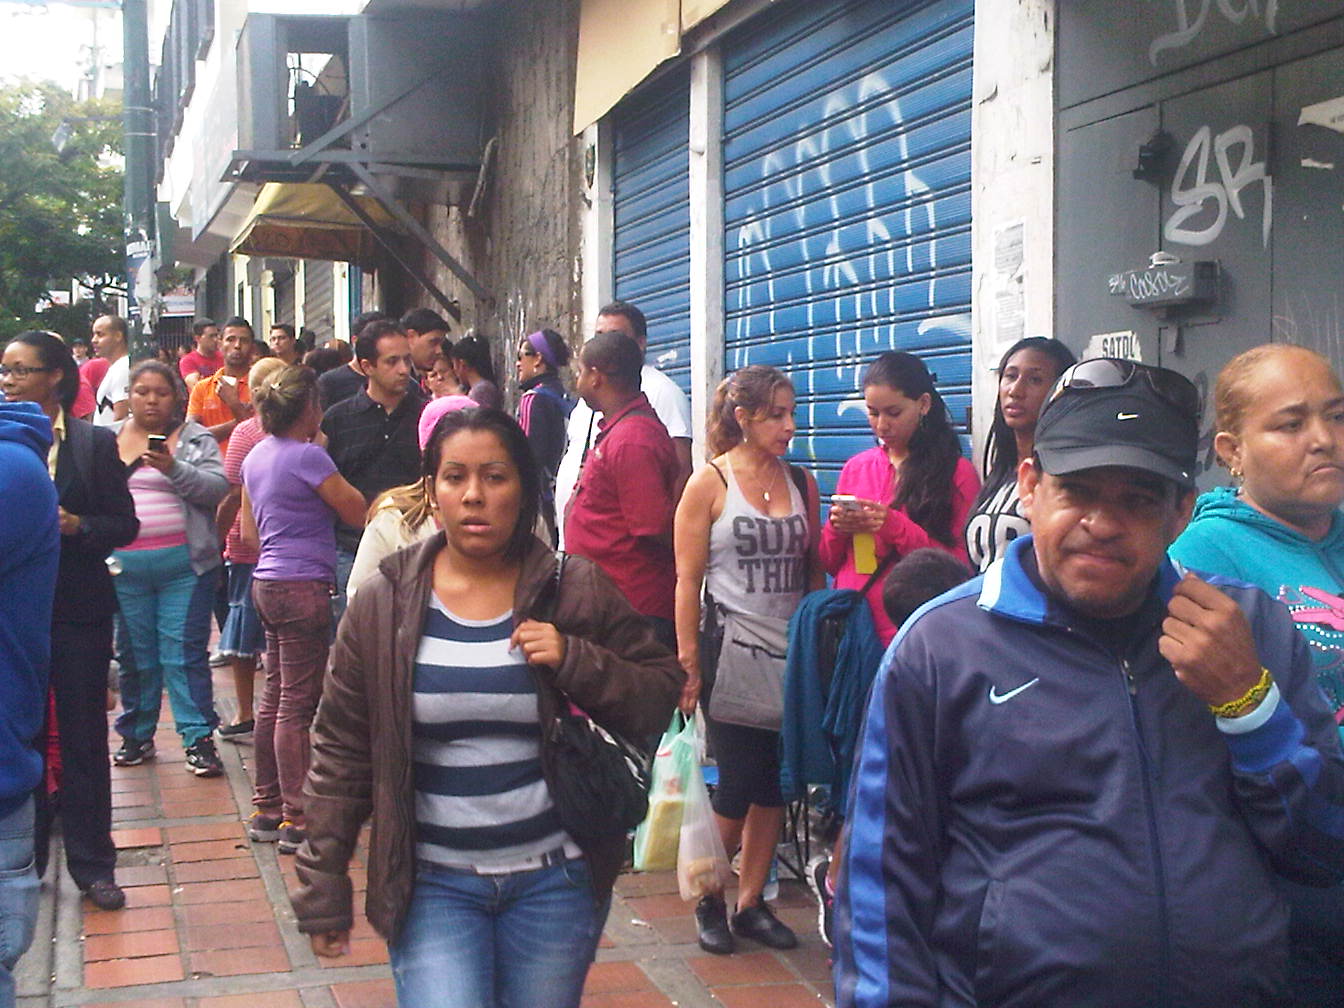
676, 755, 733, 901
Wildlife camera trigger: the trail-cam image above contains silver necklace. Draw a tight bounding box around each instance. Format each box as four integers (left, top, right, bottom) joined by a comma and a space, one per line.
756, 460, 782, 504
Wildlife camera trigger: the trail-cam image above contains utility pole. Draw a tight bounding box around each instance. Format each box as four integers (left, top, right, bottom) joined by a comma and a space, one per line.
121, 0, 158, 361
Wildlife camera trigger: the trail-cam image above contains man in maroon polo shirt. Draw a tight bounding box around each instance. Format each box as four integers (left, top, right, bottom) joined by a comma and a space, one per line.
564, 330, 680, 648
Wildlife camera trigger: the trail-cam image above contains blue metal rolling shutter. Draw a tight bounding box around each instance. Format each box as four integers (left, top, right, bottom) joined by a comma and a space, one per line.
723, 0, 974, 495
612, 66, 692, 395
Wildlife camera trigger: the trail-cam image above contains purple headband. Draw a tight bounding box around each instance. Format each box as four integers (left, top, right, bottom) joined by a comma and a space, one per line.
526, 330, 560, 370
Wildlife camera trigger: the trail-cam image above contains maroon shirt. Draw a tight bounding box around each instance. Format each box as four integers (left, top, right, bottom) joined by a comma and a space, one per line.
564, 393, 678, 620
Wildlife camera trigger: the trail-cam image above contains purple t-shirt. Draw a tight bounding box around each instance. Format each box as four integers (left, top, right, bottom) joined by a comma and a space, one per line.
243, 436, 340, 582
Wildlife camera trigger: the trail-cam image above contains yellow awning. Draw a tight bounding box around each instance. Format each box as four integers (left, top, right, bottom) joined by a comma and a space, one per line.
571, 0, 736, 134
681, 0, 731, 31
231, 183, 403, 267
572, 0, 680, 134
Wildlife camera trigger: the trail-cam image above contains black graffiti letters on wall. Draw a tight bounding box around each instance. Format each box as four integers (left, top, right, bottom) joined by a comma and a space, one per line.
733, 514, 808, 594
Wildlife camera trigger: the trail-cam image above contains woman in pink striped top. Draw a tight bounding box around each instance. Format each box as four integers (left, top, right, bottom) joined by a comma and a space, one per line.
110, 361, 229, 778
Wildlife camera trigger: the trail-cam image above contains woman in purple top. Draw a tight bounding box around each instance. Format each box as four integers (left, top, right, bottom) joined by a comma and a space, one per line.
240, 366, 366, 854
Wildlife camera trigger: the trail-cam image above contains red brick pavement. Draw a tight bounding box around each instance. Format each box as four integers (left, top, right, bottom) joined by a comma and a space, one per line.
26, 688, 835, 1007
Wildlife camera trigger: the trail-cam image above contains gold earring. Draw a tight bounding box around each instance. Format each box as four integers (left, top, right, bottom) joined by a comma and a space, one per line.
1229, 465, 1243, 481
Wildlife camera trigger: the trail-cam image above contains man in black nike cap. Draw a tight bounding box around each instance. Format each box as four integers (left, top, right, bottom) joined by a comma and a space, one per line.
834, 358, 1344, 1007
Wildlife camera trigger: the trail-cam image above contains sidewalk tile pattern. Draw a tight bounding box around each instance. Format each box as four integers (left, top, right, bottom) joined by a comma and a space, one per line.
21, 674, 835, 1007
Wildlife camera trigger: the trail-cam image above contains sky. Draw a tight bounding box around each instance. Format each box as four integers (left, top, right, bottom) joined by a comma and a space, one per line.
0, 2, 122, 97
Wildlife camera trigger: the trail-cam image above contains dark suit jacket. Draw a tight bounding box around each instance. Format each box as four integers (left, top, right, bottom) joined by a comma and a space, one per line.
53, 418, 138, 625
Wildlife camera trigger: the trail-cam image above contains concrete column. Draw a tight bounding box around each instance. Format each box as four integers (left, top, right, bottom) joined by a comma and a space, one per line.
970, 0, 1057, 459
580, 119, 614, 343
334, 263, 351, 343
294, 260, 307, 330
688, 44, 724, 463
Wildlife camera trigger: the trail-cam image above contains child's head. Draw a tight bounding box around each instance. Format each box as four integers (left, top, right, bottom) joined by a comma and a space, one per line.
882, 548, 972, 629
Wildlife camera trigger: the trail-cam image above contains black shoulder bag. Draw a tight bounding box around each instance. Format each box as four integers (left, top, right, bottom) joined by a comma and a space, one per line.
531, 553, 651, 842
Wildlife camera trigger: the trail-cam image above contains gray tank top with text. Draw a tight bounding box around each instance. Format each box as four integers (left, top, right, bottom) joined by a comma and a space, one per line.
704, 459, 808, 620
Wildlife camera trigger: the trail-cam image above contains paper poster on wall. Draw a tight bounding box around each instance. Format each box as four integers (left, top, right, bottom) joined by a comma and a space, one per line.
1299, 95, 1344, 134
993, 221, 1025, 343
1085, 330, 1143, 362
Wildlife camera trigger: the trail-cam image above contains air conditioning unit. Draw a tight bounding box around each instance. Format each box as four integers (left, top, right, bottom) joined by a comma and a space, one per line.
236, 15, 349, 155
235, 11, 487, 174
348, 13, 487, 170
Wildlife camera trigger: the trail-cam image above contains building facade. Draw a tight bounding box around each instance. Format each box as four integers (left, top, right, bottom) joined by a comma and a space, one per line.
150, 0, 1344, 486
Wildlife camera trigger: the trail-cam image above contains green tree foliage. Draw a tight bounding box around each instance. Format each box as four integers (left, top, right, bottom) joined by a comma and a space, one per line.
0, 82, 123, 342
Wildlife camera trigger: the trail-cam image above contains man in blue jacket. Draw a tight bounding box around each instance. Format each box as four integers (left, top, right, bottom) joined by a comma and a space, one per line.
834, 359, 1344, 1007
0, 401, 59, 1008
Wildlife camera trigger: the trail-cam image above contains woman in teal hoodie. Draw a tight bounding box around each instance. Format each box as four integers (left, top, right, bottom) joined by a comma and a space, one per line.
1170, 342, 1344, 1007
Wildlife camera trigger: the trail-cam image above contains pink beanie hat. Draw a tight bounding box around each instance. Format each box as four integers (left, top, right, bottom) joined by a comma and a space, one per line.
418, 395, 478, 450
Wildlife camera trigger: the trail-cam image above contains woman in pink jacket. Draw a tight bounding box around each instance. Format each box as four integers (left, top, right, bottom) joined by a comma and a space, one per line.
819, 351, 978, 644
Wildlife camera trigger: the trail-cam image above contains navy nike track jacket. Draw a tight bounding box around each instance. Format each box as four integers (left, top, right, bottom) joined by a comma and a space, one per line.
834, 535, 1344, 1008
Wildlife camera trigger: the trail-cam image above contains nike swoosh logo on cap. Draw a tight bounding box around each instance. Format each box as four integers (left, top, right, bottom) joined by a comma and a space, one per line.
1116, 412, 1139, 420
988, 678, 1041, 705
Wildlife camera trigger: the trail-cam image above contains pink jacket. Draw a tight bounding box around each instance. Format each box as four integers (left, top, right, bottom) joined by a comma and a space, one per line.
818, 446, 979, 644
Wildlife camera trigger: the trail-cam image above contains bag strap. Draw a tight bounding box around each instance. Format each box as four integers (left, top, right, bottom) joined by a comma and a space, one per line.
531, 550, 650, 760
788, 463, 817, 589
532, 551, 567, 624
857, 546, 902, 599
578, 411, 597, 466
787, 463, 808, 508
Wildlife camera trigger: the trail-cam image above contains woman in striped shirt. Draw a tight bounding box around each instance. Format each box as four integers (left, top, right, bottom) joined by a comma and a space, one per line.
111, 360, 229, 778
295, 407, 682, 1008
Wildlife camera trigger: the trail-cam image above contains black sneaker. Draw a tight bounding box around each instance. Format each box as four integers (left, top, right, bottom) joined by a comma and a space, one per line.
113, 738, 155, 766
184, 737, 223, 777
276, 821, 306, 854
731, 899, 798, 950
694, 893, 735, 955
806, 854, 834, 948
216, 719, 254, 741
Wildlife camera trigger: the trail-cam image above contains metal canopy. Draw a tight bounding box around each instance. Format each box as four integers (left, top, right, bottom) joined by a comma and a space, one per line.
224, 147, 488, 314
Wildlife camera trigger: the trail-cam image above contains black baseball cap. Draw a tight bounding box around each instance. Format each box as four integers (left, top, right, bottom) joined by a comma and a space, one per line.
1034, 359, 1200, 488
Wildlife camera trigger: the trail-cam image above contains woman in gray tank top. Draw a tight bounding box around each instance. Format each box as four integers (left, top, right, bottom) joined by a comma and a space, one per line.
673, 365, 822, 956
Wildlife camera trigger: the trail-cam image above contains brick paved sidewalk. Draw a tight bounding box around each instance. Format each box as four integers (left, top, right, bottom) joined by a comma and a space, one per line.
16, 689, 835, 1008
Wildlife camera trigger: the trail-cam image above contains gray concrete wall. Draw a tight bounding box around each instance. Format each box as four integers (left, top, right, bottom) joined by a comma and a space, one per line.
407, 0, 585, 393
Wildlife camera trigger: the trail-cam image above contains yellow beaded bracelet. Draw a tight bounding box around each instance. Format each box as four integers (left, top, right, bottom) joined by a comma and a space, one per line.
1208, 666, 1274, 719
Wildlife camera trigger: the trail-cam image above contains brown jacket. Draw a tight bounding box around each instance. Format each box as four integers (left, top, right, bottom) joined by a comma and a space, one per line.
290, 533, 684, 941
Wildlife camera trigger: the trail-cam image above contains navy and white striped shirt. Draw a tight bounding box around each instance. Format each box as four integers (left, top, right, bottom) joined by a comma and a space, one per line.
411, 596, 577, 872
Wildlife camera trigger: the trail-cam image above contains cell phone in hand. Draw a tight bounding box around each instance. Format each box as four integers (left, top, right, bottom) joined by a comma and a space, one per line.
831, 494, 862, 511
147, 434, 168, 452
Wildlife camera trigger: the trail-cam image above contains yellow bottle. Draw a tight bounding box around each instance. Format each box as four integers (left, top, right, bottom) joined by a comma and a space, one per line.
853, 533, 877, 575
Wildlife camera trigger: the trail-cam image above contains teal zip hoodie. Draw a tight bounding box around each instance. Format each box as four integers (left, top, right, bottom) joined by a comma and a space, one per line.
1171, 484, 1344, 729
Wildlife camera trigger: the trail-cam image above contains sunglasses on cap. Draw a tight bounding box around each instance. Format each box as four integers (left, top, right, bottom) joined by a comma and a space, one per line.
1048, 358, 1200, 420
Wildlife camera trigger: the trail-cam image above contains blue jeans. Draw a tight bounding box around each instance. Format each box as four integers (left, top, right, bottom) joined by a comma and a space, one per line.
0, 797, 38, 1008
113, 544, 219, 747
389, 857, 603, 1008
330, 546, 356, 633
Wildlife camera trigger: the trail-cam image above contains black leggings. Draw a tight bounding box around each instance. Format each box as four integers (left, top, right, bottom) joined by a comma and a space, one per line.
705, 714, 784, 820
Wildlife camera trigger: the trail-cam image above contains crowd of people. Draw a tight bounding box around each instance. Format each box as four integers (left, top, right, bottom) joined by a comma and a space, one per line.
1, 297, 1343, 1008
